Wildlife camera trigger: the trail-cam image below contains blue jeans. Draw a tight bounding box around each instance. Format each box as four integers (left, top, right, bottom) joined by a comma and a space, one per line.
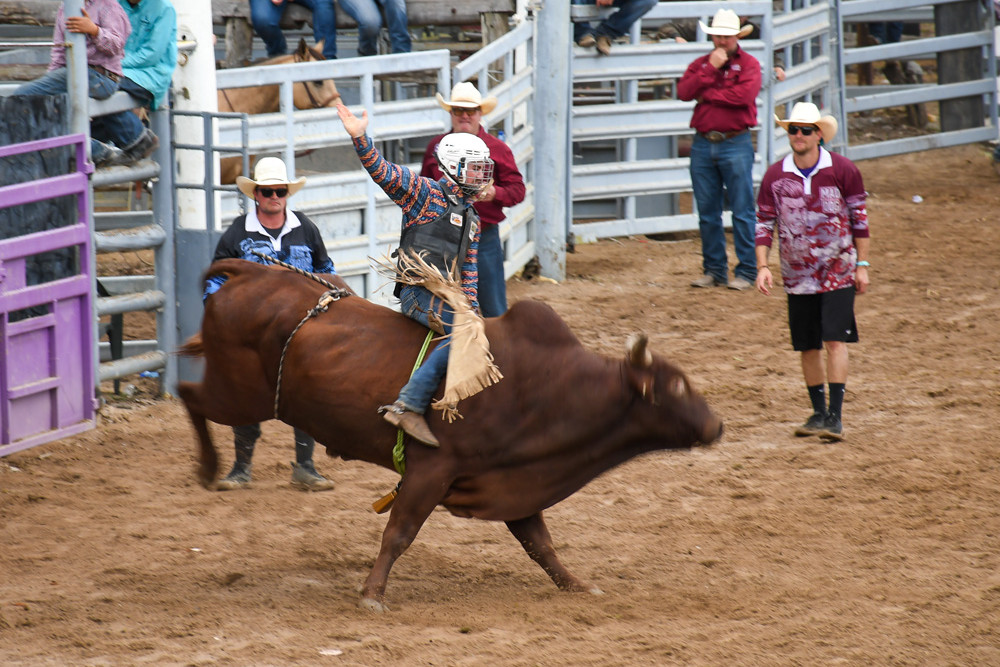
574, 0, 657, 42
689, 132, 757, 283
396, 285, 454, 414
250, 0, 338, 60
339, 0, 411, 56
476, 223, 507, 317
13, 67, 142, 162
868, 22, 903, 44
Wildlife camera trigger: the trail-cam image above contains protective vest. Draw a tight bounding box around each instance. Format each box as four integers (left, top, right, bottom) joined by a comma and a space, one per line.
395, 189, 478, 292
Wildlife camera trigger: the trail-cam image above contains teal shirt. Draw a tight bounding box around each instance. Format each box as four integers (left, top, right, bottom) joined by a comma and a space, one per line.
119, 0, 177, 109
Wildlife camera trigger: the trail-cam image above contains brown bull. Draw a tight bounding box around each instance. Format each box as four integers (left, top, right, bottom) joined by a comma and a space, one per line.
178, 259, 723, 611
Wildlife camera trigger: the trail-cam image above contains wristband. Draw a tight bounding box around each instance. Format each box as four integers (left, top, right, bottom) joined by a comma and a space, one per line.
757, 265, 770, 270
856, 260, 870, 267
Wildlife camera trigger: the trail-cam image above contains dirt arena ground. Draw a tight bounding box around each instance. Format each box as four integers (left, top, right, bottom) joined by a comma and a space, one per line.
2, 143, 999, 665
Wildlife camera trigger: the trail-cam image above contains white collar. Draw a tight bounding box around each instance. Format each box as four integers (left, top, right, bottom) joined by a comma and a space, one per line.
781, 146, 832, 177
780, 147, 832, 195
245, 208, 302, 251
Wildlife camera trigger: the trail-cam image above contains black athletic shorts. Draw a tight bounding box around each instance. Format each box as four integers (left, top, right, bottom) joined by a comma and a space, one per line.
787, 286, 859, 351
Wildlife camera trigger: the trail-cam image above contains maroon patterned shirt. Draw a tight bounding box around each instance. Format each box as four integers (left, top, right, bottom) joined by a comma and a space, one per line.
756, 147, 869, 294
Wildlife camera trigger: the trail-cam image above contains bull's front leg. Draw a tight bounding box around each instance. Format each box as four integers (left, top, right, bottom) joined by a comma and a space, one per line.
360, 473, 446, 612
506, 512, 603, 595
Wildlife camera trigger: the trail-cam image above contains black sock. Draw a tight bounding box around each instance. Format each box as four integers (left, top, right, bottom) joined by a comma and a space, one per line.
294, 428, 315, 466
807, 384, 826, 416
233, 423, 260, 467
828, 383, 845, 419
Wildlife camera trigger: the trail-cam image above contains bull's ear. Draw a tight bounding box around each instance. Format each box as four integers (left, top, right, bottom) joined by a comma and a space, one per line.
626, 333, 652, 368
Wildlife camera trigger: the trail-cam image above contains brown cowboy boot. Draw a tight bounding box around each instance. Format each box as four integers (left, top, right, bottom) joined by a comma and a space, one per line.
381, 402, 440, 447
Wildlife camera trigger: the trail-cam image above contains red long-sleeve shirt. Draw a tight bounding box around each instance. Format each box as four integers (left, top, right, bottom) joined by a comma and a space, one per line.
420, 126, 526, 227
677, 46, 761, 134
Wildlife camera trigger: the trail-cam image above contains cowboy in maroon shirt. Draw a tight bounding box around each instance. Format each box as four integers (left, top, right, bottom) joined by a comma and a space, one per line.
421, 82, 526, 317
678, 8, 762, 292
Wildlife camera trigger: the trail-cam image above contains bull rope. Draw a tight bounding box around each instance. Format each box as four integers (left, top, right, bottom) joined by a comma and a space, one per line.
249, 251, 352, 419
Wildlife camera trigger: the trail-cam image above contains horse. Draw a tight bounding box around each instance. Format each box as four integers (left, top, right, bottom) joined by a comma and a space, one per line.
217, 39, 341, 184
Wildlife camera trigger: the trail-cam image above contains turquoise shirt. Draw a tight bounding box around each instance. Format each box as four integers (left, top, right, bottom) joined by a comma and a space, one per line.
119, 0, 177, 109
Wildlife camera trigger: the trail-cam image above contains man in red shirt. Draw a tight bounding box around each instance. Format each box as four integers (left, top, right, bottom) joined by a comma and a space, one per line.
678, 8, 762, 291
421, 82, 526, 317
755, 102, 871, 442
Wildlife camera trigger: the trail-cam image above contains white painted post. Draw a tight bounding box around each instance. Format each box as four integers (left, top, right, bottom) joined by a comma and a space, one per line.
172, 0, 219, 241
531, 0, 569, 281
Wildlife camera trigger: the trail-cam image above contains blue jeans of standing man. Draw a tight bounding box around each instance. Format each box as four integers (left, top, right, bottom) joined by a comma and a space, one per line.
396, 285, 454, 414
574, 0, 658, 43
249, 0, 338, 60
689, 132, 757, 283
339, 0, 411, 56
476, 223, 507, 317
13, 67, 143, 163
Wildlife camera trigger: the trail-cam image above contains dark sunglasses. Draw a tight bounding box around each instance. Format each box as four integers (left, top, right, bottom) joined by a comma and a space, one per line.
451, 107, 481, 116
257, 187, 288, 198
787, 125, 816, 136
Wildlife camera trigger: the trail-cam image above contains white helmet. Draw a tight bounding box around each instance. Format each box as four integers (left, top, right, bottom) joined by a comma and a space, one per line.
436, 133, 494, 197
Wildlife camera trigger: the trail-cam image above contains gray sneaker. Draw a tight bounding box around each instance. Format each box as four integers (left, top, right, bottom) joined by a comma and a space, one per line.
818, 414, 844, 442
290, 462, 335, 491
728, 276, 753, 291
794, 412, 827, 437
691, 273, 726, 288
216, 463, 251, 490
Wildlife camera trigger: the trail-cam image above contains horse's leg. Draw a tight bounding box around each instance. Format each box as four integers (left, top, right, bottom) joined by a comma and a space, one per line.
359, 471, 449, 612
506, 512, 603, 595
177, 381, 219, 488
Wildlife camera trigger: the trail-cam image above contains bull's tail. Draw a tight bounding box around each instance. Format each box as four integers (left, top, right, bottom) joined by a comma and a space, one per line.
178, 332, 204, 357
177, 380, 221, 489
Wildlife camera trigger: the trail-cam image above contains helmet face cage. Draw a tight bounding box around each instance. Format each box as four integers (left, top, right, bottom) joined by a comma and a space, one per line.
436, 134, 494, 197
454, 157, 495, 196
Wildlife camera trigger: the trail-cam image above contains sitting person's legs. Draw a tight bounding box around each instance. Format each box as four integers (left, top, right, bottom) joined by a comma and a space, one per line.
250, 0, 289, 57
380, 0, 412, 54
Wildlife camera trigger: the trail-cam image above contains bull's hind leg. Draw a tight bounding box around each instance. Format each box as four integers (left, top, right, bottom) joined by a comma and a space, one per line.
177, 381, 219, 488
506, 512, 604, 595
360, 473, 447, 613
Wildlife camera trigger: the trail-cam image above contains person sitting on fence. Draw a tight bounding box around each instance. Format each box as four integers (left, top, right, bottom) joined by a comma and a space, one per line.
250, 0, 338, 60
574, 0, 658, 56
340, 0, 411, 56
13, 0, 151, 167
110, 0, 178, 163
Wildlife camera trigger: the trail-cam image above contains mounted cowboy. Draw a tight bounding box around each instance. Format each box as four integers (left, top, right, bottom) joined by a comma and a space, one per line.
206, 156, 339, 491
335, 101, 501, 448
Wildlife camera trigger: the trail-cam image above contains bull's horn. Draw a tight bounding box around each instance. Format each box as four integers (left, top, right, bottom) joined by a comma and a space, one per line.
626, 333, 652, 368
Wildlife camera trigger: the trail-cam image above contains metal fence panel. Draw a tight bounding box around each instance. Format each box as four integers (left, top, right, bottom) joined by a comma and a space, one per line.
0, 134, 96, 455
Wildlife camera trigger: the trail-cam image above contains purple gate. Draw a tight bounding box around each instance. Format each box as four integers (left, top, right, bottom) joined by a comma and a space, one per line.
0, 134, 97, 456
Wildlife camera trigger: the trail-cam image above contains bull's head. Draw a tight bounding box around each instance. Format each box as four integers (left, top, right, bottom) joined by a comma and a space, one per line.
625, 333, 723, 447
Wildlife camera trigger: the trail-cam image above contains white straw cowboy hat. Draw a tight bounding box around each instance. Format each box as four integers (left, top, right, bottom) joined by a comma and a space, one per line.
774, 102, 839, 141
435, 81, 498, 115
236, 157, 307, 198
699, 8, 753, 38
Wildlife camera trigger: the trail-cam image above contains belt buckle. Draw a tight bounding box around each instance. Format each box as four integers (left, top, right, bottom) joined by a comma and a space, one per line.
706, 131, 726, 142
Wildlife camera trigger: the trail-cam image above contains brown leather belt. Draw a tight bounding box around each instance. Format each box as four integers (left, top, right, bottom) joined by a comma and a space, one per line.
697, 129, 749, 143
90, 65, 121, 83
